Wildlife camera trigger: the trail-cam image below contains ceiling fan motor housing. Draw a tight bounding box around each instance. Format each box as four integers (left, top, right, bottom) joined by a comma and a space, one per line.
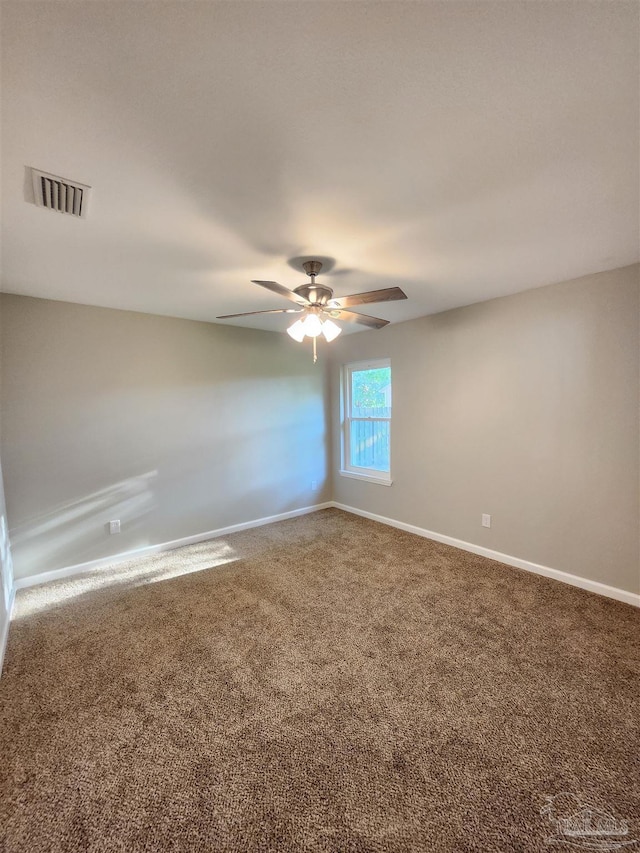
295, 260, 335, 306
293, 283, 334, 306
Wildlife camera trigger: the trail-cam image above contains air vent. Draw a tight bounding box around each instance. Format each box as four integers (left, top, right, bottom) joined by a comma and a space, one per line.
31, 169, 91, 218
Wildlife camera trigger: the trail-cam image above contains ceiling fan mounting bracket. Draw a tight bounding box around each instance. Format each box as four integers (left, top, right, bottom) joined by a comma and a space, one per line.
302, 260, 323, 278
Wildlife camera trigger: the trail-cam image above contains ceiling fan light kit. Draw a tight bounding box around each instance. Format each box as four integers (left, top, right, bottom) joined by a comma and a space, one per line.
217, 260, 408, 363
286, 318, 307, 343
319, 318, 342, 342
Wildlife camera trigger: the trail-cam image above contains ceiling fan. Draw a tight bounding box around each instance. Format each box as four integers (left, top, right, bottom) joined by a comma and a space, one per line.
217, 260, 407, 362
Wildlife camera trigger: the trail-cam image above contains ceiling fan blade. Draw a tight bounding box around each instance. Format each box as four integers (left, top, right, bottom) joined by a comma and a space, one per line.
252, 280, 311, 306
216, 308, 303, 319
328, 287, 407, 309
328, 309, 390, 329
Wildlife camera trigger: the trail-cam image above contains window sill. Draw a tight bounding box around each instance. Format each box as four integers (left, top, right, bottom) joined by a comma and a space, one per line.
339, 470, 393, 487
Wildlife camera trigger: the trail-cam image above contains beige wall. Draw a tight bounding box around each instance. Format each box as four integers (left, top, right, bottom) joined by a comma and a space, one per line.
0, 303, 15, 655
0, 312, 13, 652
1, 265, 638, 596
0, 459, 12, 624
331, 264, 640, 595
0, 295, 330, 580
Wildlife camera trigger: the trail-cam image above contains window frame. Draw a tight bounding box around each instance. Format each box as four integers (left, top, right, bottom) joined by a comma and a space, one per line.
340, 357, 393, 486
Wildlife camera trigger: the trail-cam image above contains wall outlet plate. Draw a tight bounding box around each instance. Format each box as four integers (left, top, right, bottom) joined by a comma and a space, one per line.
482, 514, 491, 528
109, 519, 121, 534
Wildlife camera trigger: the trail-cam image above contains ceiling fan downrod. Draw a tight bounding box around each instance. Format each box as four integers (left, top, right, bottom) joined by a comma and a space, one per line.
305, 262, 320, 364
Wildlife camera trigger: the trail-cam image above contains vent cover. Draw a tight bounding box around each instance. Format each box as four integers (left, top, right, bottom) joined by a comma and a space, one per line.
31, 169, 91, 218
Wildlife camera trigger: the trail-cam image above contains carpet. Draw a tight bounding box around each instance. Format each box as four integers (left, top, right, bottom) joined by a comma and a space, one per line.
1, 508, 638, 852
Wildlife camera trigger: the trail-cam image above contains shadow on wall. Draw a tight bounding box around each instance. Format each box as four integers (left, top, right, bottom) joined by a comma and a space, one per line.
5, 352, 329, 580
9, 472, 158, 578
14, 537, 238, 621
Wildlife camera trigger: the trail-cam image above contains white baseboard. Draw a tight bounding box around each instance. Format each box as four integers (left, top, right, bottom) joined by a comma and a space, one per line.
0, 585, 16, 677
13, 502, 333, 592
332, 502, 640, 608
9, 499, 639, 609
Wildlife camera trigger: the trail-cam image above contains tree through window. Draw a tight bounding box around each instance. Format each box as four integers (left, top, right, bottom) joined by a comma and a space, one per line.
342, 359, 391, 482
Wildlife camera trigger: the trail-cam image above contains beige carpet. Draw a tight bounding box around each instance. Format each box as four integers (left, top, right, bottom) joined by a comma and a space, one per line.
1, 508, 638, 852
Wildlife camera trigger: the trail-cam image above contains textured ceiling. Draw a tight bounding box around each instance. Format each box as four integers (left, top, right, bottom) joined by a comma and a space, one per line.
1, 1, 638, 334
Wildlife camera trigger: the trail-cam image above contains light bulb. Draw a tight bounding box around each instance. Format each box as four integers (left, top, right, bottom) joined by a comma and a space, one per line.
302, 313, 323, 338
286, 318, 306, 342
321, 318, 342, 342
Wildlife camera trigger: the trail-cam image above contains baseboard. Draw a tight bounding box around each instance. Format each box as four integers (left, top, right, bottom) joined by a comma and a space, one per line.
13, 501, 334, 592
10, 499, 639, 609
0, 585, 16, 677
332, 502, 640, 608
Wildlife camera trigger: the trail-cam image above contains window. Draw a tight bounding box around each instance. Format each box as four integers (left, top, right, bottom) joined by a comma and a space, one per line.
341, 359, 392, 485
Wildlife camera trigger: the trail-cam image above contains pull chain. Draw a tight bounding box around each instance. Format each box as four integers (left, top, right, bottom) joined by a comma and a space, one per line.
313, 336, 317, 364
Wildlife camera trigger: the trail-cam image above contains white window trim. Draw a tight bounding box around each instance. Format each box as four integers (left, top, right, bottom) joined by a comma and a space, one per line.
340, 357, 392, 486
339, 469, 393, 486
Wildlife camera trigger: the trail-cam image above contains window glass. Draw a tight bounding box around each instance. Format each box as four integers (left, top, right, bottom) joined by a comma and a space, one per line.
344, 363, 391, 477
349, 419, 390, 472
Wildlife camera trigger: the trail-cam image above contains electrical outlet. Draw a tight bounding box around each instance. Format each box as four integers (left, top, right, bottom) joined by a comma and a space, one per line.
311, 480, 318, 491
109, 519, 121, 535
482, 514, 491, 528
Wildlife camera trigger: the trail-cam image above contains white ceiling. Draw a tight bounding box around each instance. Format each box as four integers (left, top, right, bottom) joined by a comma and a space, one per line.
1, 1, 638, 334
